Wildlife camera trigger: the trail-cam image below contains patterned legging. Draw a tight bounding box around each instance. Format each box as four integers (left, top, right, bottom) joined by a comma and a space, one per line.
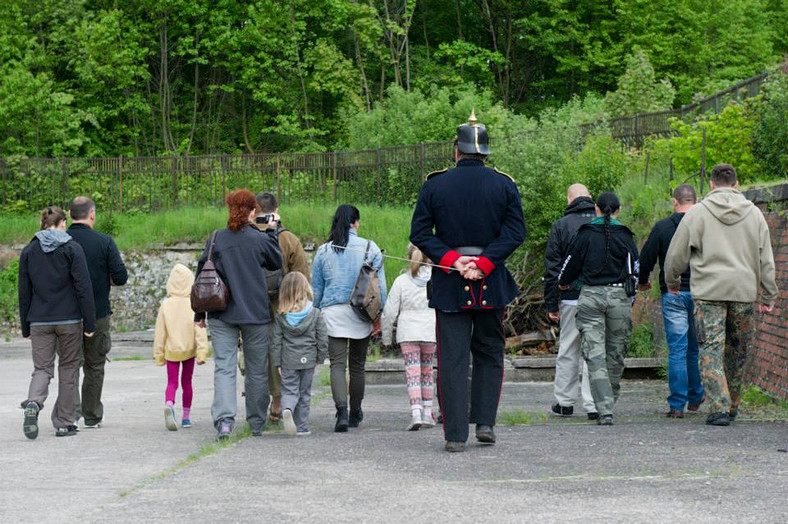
400, 343, 436, 406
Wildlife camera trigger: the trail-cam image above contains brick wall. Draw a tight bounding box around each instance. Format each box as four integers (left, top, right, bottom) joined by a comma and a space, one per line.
743, 184, 788, 400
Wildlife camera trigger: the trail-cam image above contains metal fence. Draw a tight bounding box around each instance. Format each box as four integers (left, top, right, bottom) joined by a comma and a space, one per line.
0, 73, 769, 213
0, 142, 454, 213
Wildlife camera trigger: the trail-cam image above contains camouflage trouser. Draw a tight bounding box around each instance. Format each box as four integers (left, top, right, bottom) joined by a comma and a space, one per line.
576, 286, 633, 417
694, 300, 753, 414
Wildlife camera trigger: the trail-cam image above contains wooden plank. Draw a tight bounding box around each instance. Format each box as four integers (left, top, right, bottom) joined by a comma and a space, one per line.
505, 330, 555, 349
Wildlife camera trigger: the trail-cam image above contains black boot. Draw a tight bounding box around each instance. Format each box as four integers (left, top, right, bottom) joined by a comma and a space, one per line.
335, 407, 349, 433
349, 408, 364, 428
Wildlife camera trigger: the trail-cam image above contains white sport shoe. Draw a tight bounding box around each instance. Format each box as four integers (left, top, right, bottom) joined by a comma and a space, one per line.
282, 409, 297, 436
165, 406, 178, 431
421, 412, 436, 428
296, 430, 312, 436
406, 414, 422, 431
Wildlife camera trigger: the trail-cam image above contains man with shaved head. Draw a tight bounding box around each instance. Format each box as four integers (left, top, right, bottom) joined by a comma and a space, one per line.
544, 184, 597, 420
68, 196, 128, 428
639, 184, 702, 419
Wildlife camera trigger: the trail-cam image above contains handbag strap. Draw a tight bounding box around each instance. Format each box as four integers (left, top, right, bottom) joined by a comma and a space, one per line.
363, 240, 371, 264
206, 230, 219, 261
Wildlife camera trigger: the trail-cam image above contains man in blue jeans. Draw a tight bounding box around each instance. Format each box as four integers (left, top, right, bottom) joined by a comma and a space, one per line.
638, 184, 703, 418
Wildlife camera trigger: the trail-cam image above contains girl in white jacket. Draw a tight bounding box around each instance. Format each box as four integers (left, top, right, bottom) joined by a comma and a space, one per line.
381, 245, 436, 431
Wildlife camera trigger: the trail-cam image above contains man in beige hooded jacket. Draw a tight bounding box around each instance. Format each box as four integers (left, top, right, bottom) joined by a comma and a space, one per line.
665, 163, 778, 427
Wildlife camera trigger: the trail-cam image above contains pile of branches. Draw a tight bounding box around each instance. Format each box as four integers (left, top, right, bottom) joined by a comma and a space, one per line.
504, 250, 551, 338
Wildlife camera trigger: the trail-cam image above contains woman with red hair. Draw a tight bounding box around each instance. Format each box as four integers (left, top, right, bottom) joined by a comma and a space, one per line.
194, 189, 282, 440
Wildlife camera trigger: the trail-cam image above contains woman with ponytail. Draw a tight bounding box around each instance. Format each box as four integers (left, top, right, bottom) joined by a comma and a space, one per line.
558, 192, 638, 425
19, 206, 96, 439
311, 204, 387, 432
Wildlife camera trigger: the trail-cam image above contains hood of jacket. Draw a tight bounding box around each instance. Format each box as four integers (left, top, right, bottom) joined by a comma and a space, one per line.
278, 307, 319, 336
564, 196, 596, 216
701, 188, 754, 225
34, 230, 72, 253
407, 265, 431, 287
166, 263, 195, 298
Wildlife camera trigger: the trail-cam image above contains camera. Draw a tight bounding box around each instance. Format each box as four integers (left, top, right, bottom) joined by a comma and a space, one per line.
255, 214, 274, 225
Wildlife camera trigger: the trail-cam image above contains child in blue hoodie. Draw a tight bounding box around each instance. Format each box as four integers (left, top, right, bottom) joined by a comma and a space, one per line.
271, 272, 328, 436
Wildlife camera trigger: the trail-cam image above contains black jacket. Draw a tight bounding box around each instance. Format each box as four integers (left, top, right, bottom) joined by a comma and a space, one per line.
543, 196, 596, 312
638, 213, 691, 294
67, 223, 128, 319
410, 159, 527, 311
18, 236, 96, 337
194, 224, 282, 324
558, 219, 639, 288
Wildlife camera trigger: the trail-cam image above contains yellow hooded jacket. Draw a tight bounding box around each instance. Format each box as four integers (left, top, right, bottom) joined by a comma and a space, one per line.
153, 264, 209, 365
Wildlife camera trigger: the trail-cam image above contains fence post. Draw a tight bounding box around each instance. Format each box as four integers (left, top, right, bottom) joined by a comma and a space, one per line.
419, 142, 425, 185
61, 158, 67, 207
276, 156, 281, 203
118, 157, 124, 214
171, 156, 178, 209
221, 156, 227, 204
332, 150, 338, 203
699, 127, 706, 195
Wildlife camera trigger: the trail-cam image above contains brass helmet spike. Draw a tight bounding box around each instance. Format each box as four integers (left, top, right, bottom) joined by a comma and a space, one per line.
468, 108, 478, 126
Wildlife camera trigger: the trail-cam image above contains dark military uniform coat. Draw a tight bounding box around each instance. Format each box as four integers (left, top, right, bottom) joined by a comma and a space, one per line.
410, 159, 526, 311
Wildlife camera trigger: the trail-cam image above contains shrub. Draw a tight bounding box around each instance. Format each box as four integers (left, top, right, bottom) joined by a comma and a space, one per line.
752, 71, 788, 180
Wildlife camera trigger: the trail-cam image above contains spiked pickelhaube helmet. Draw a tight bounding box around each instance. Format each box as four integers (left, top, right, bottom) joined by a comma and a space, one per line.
455, 109, 490, 156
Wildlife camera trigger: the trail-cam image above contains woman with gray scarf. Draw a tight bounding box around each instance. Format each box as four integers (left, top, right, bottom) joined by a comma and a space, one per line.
18, 206, 96, 439
380, 244, 437, 431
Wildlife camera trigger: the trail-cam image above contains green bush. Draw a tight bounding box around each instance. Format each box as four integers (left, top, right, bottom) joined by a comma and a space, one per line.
628, 322, 656, 358
753, 71, 788, 180
0, 258, 19, 324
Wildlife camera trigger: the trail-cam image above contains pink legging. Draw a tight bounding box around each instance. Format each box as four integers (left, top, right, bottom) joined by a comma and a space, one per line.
166, 358, 195, 408
400, 343, 436, 406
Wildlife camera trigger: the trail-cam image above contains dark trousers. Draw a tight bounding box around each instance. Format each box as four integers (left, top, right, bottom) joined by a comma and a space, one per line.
78, 316, 111, 425
436, 308, 505, 443
328, 336, 370, 412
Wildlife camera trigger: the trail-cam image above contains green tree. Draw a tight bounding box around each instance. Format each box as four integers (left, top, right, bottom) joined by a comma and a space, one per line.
605, 48, 675, 117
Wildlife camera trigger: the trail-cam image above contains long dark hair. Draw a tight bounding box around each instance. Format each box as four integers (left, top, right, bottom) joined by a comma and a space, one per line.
327, 204, 360, 253
595, 191, 621, 272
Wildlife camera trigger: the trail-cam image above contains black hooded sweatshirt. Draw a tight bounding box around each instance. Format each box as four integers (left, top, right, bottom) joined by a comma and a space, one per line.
544, 196, 596, 312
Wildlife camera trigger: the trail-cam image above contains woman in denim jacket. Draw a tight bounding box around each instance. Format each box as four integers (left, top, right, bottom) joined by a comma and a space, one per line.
312, 204, 386, 432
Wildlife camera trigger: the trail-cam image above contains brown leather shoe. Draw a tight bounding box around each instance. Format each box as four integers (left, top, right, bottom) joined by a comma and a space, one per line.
445, 441, 466, 452
666, 409, 684, 419
688, 398, 705, 412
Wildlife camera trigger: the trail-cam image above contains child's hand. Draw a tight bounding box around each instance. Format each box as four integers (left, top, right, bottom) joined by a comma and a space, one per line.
197, 359, 205, 365
277, 367, 282, 378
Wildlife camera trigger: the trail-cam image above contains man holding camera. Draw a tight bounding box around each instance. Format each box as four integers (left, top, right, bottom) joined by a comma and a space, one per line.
249, 192, 310, 422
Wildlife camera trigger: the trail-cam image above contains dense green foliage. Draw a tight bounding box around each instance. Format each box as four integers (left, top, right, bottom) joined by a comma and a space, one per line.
753, 71, 788, 179
1, 0, 786, 157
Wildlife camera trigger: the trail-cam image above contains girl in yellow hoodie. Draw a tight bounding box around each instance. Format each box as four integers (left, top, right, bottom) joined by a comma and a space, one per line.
154, 264, 209, 430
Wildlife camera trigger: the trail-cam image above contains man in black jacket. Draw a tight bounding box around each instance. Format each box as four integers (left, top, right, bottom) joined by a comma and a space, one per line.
544, 184, 597, 420
638, 184, 703, 418
68, 197, 128, 429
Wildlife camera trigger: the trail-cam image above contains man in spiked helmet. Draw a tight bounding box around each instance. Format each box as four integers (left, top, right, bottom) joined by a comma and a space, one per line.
410, 110, 526, 452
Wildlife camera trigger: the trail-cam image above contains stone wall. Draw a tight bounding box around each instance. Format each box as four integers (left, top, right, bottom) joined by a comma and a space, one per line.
743, 184, 788, 400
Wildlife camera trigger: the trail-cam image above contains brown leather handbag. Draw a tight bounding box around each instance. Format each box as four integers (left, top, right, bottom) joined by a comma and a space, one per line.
191, 230, 230, 313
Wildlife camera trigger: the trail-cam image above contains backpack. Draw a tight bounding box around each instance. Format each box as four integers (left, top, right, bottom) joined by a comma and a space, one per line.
265, 226, 288, 301
349, 240, 382, 322
191, 230, 230, 313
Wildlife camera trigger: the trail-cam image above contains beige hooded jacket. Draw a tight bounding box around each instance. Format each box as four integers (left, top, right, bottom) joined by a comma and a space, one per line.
153, 264, 209, 364
665, 187, 778, 305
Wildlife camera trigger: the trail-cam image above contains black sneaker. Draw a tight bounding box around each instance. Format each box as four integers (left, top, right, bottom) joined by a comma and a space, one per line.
551, 403, 573, 416
587, 412, 599, 421
216, 418, 234, 440
706, 412, 730, 426
23, 401, 40, 440
475, 424, 496, 444
335, 407, 349, 433
597, 414, 614, 426
55, 426, 77, 437
348, 408, 364, 428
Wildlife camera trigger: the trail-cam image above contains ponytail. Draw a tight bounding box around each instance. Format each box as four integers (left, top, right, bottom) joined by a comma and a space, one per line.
40, 206, 67, 230
327, 204, 360, 254
592, 192, 621, 275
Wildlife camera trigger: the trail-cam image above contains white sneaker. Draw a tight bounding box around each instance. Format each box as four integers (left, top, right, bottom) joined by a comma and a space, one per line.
421, 412, 436, 428
406, 414, 422, 431
296, 430, 312, 436
282, 409, 297, 436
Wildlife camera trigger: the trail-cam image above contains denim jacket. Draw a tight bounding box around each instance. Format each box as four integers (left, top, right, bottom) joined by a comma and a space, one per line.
312, 229, 387, 310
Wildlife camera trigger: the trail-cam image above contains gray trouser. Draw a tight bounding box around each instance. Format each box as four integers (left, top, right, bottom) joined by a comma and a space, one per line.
553, 302, 596, 413
328, 336, 369, 411
209, 318, 270, 432
26, 323, 83, 429
281, 367, 315, 432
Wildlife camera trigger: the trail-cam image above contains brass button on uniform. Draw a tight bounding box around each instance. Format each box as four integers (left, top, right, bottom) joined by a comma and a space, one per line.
466, 300, 472, 306
482, 300, 487, 306
464, 286, 470, 292
482, 285, 488, 290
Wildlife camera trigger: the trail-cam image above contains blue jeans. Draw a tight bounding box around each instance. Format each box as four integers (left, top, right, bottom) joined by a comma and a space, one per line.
208, 318, 270, 432
662, 292, 703, 411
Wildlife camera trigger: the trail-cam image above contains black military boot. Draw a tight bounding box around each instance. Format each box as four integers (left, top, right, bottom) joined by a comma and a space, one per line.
335, 407, 349, 433
348, 408, 364, 428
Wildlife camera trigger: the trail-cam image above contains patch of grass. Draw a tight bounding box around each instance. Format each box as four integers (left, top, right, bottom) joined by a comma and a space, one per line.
120, 424, 254, 498
1, 203, 414, 289
628, 322, 656, 358
113, 355, 151, 361
741, 385, 774, 407
497, 409, 546, 426
315, 364, 331, 387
